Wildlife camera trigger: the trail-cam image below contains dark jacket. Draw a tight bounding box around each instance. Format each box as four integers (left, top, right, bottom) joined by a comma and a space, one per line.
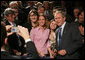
1, 41, 40, 59
55, 22, 82, 59
3, 20, 25, 55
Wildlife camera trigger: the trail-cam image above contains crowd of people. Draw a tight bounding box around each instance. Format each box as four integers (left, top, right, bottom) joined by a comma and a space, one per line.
1, 1, 84, 59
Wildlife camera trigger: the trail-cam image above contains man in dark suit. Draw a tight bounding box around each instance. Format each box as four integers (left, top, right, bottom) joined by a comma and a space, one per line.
1, 22, 40, 59
3, 8, 25, 55
1, 22, 19, 59
54, 10, 82, 59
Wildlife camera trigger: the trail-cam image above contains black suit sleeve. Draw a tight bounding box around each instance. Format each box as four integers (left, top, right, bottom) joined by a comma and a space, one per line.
65, 24, 82, 55
26, 41, 40, 59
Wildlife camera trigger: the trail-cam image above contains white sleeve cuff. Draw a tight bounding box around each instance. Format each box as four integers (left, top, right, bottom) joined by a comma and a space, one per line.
25, 38, 32, 43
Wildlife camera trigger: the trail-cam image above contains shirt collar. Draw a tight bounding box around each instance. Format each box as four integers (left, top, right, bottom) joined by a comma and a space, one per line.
38, 26, 46, 31
60, 21, 66, 30
8, 21, 16, 27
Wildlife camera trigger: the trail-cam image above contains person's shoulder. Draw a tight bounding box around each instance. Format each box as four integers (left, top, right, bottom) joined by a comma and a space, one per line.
66, 22, 76, 27
70, 22, 78, 28
31, 27, 39, 32
67, 22, 79, 31
34, 27, 39, 30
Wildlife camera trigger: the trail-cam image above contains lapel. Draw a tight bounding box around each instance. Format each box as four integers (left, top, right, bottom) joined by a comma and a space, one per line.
55, 28, 59, 50
61, 22, 70, 42
5, 20, 17, 26
55, 22, 70, 50
5, 20, 11, 25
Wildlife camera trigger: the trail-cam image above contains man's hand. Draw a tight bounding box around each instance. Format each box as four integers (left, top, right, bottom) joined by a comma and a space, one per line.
58, 49, 67, 56
17, 26, 30, 40
5, 25, 13, 32
5, 25, 15, 36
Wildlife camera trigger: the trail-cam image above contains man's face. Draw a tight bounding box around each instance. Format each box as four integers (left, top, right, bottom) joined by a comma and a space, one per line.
74, 9, 79, 18
54, 13, 66, 27
7, 14, 15, 22
38, 7, 45, 15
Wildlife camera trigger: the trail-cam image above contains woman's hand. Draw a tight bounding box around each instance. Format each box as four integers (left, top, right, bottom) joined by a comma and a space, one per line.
39, 52, 46, 57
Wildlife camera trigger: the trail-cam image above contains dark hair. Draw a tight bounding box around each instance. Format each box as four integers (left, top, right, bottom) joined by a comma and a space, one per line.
77, 9, 84, 17
53, 6, 62, 10
1, 22, 7, 47
27, 9, 39, 22
49, 20, 58, 31
27, 9, 39, 28
4, 8, 15, 17
79, 23, 84, 27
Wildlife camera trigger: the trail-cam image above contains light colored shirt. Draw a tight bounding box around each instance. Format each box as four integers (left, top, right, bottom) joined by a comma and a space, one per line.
60, 21, 66, 36
57, 21, 66, 46
8, 21, 16, 27
30, 27, 51, 54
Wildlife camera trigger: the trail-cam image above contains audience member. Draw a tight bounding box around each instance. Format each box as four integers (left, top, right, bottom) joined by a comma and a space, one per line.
23, 9, 39, 33
30, 15, 53, 58
49, 20, 58, 58
54, 10, 82, 59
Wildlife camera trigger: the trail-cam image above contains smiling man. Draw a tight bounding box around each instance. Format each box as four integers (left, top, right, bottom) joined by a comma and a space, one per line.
54, 10, 82, 59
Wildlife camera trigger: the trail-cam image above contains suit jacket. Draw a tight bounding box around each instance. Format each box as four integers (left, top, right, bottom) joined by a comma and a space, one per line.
1, 41, 40, 59
1, 51, 20, 59
24, 41, 40, 59
18, 8, 27, 26
23, 22, 32, 33
55, 22, 82, 59
3, 20, 25, 55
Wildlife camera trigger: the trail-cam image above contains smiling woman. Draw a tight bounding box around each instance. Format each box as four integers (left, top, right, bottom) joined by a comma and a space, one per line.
38, 15, 46, 28
30, 15, 54, 59
23, 9, 39, 33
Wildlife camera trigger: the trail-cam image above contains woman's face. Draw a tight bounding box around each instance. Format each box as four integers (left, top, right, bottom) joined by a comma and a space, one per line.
79, 11, 84, 23
38, 16, 45, 27
74, 9, 79, 18
50, 21, 57, 30
30, 12, 38, 23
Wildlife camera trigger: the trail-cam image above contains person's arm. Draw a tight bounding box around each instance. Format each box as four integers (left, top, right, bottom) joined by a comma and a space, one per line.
37, 49, 46, 57
65, 24, 82, 55
5, 25, 15, 36
46, 39, 55, 58
47, 47, 55, 58
17, 26, 40, 58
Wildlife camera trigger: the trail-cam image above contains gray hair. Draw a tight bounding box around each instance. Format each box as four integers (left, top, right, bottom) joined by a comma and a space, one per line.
9, 1, 18, 6
4, 8, 15, 17
55, 9, 66, 18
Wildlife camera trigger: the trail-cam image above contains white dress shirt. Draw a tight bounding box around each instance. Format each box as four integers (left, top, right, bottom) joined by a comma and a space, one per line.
57, 21, 66, 46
